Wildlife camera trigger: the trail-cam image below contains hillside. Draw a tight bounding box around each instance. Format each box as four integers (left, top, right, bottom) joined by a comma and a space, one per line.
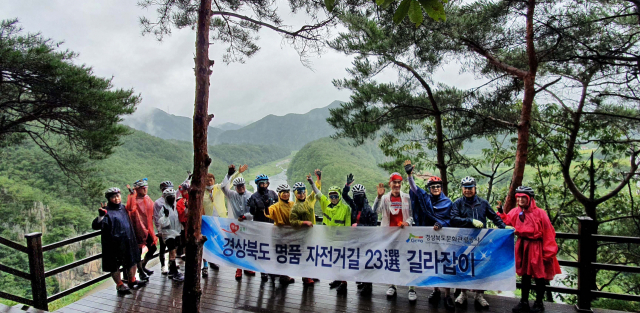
123, 101, 344, 151
287, 137, 389, 204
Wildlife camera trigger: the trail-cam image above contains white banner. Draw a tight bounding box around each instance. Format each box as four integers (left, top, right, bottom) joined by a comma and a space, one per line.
202, 217, 515, 290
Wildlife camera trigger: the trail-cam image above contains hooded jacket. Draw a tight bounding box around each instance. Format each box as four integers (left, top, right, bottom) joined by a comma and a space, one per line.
159, 197, 182, 241
221, 173, 253, 219
290, 180, 321, 227
316, 185, 351, 226
125, 192, 158, 246
265, 193, 294, 226
92, 201, 141, 272
408, 176, 453, 227
248, 187, 278, 223
343, 185, 378, 226
451, 195, 506, 228
373, 191, 413, 227
499, 197, 562, 280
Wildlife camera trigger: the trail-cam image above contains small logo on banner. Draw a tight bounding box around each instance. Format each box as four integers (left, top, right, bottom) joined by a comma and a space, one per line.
222, 223, 240, 235
406, 233, 424, 243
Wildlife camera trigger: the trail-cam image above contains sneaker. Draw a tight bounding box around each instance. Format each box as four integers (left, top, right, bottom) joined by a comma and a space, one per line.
127, 280, 146, 290
172, 272, 185, 282
210, 263, 220, 270
408, 289, 417, 302
201, 267, 208, 278
279, 275, 295, 284
302, 278, 315, 285
444, 295, 455, 311
116, 284, 131, 294
337, 282, 348, 295
138, 271, 149, 282
512, 300, 530, 313
329, 280, 342, 289
143, 268, 154, 276
530, 301, 544, 313
475, 293, 490, 310
261, 273, 269, 281
161, 265, 168, 275
361, 283, 372, 297
428, 289, 441, 305
386, 285, 397, 298
455, 291, 467, 306
244, 270, 256, 276
235, 269, 243, 281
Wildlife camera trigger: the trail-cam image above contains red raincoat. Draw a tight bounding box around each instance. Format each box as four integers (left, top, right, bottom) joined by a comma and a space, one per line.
176, 195, 188, 224
499, 197, 562, 280
126, 192, 158, 247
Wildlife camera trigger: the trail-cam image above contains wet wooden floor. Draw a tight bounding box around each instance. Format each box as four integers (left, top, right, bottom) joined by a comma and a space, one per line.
54, 261, 621, 313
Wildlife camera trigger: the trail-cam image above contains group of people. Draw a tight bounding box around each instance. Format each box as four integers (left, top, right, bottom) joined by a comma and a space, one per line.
93, 160, 561, 313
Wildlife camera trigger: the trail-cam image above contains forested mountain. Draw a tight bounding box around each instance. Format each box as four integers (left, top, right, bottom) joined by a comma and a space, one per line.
123, 101, 344, 150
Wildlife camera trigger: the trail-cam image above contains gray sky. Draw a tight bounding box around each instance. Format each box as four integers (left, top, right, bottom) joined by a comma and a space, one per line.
1, 1, 480, 126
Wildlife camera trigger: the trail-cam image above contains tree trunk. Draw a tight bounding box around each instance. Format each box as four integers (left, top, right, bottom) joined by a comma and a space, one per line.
182, 0, 213, 312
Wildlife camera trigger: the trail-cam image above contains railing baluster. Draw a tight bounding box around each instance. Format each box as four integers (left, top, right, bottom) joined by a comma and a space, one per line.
25, 233, 48, 311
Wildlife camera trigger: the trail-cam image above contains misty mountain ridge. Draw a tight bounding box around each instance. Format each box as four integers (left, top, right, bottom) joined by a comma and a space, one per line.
122, 100, 344, 150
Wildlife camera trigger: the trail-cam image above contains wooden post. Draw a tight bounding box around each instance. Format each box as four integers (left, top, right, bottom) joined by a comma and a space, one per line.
26, 232, 48, 311
576, 217, 596, 313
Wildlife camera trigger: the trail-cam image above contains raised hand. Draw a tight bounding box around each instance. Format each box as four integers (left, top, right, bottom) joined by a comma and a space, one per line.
239, 164, 248, 173
187, 170, 193, 180
98, 203, 107, 217
404, 160, 414, 175
346, 173, 355, 186
126, 184, 134, 194
306, 173, 313, 183
434, 222, 442, 231
377, 183, 385, 197
228, 164, 236, 177
314, 169, 322, 180
496, 200, 503, 214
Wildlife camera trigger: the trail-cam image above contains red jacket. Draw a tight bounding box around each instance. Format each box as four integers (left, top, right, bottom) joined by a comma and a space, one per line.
125, 193, 158, 246
177, 195, 188, 224
499, 199, 562, 280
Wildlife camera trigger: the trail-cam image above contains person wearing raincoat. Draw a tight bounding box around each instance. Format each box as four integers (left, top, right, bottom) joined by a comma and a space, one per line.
342, 173, 377, 296
499, 186, 561, 313
374, 172, 415, 302
264, 183, 296, 285
247, 173, 279, 281
309, 176, 351, 295
158, 188, 184, 282
404, 160, 455, 310
125, 178, 157, 282
289, 170, 322, 285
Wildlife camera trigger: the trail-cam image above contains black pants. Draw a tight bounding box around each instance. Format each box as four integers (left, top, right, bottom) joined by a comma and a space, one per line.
521, 275, 546, 302
157, 234, 166, 267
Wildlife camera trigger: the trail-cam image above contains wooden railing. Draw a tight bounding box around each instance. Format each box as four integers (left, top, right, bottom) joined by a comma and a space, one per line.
0, 216, 638, 312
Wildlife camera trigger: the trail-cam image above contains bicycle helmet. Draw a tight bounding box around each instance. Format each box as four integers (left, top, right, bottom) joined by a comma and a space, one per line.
105, 187, 121, 199
133, 178, 148, 188
292, 182, 306, 193
427, 176, 443, 187
162, 188, 176, 198
233, 177, 246, 186
515, 186, 535, 198
461, 176, 476, 187
352, 184, 366, 195
276, 184, 291, 193
255, 174, 269, 184
159, 181, 173, 191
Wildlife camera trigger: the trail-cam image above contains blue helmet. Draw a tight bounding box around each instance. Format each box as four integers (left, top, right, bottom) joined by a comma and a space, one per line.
255, 174, 269, 184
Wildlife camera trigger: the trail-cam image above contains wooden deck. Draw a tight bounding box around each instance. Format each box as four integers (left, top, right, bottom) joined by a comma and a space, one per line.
53, 260, 621, 313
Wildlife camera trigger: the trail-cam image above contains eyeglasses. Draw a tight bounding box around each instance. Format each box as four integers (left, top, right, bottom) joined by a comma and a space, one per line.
236, 184, 245, 188
329, 194, 340, 200
430, 185, 442, 190
295, 188, 306, 193
463, 186, 475, 190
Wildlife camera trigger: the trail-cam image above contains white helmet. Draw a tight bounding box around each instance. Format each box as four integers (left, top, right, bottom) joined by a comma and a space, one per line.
162, 188, 176, 198
461, 176, 476, 187
293, 182, 305, 189
352, 184, 366, 195
232, 177, 246, 186
276, 184, 291, 193
104, 187, 121, 199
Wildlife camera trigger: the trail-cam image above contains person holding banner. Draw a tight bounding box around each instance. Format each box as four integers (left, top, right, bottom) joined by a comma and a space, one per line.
497, 186, 561, 313
310, 176, 351, 295
404, 160, 455, 310
289, 170, 322, 285
221, 164, 255, 281
264, 183, 296, 285
342, 174, 377, 296
248, 173, 279, 281
374, 173, 415, 302
451, 176, 509, 310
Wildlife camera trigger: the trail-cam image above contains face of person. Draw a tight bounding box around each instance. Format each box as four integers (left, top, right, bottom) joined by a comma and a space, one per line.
259, 182, 269, 189
517, 196, 530, 208
135, 186, 148, 196
109, 194, 121, 204
390, 179, 402, 196
329, 193, 340, 205
206, 176, 215, 186
166, 195, 176, 205
429, 184, 442, 196
279, 191, 290, 201
295, 190, 306, 201
235, 184, 246, 194
180, 189, 188, 198
462, 186, 476, 198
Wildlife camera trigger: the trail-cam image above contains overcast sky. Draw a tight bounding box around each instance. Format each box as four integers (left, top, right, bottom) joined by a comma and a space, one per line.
1, 1, 480, 126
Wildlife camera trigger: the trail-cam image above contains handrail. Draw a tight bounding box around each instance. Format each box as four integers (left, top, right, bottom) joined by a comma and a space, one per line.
0, 291, 33, 307
0, 236, 28, 253
592, 262, 640, 273
0, 263, 31, 280
45, 254, 103, 278
46, 273, 111, 303
591, 234, 640, 245
42, 231, 101, 252
556, 232, 580, 240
